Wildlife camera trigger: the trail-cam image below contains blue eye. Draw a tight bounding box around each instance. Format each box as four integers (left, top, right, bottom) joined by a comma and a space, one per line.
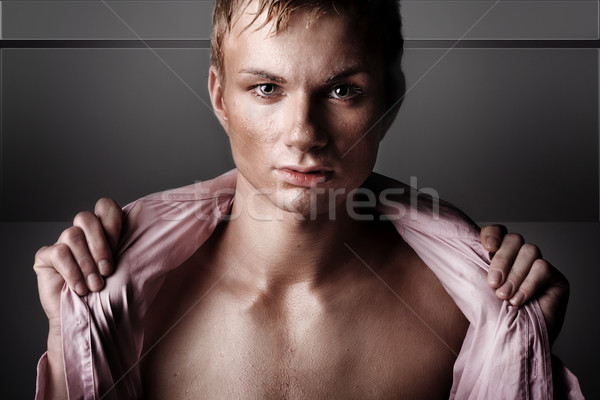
333, 86, 350, 98
256, 84, 276, 96
330, 85, 361, 100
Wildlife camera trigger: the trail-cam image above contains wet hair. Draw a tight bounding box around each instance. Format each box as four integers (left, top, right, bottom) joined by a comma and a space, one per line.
210, 0, 405, 105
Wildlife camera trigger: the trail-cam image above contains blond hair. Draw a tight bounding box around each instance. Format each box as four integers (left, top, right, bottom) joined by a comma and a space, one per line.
210, 0, 404, 101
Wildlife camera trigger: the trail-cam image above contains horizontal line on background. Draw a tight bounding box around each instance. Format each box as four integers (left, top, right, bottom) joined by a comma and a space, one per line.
0, 39, 212, 48
404, 39, 600, 48
0, 39, 599, 49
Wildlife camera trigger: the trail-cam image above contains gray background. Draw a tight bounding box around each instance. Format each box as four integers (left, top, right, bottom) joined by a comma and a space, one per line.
1, 0, 598, 398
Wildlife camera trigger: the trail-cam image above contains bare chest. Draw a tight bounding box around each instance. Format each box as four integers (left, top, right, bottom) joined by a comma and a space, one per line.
140, 278, 460, 399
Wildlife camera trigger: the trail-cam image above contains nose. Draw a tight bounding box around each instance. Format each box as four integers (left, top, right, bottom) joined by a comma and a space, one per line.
283, 94, 328, 153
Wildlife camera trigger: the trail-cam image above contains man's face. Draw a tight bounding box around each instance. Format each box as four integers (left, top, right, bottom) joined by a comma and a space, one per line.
209, 4, 389, 217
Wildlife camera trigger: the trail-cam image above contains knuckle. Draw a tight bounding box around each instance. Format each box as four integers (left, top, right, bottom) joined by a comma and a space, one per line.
78, 257, 97, 274
520, 243, 541, 259
33, 246, 50, 270
89, 241, 110, 258
61, 226, 84, 243
490, 253, 510, 271
63, 267, 83, 283
531, 258, 550, 273
52, 243, 72, 260
34, 245, 49, 261
73, 210, 96, 227
515, 281, 533, 295
505, 233, 524, 246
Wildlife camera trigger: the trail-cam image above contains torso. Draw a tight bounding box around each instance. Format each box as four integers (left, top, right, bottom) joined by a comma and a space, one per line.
140, 219, 469, 399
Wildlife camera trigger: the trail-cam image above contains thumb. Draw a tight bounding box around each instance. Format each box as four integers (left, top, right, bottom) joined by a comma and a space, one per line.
94, 198, 123, 250
480, 224, 508, 252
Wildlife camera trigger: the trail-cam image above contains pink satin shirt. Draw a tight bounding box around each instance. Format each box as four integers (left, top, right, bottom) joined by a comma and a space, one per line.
36, 170, 583, 399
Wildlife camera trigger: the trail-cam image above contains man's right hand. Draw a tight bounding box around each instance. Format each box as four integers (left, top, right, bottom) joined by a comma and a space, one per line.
33, 198, 123, 325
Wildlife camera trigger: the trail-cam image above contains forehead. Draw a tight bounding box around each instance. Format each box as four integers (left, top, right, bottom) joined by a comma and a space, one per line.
222, 4, 380, 79
229, 0, 352, 37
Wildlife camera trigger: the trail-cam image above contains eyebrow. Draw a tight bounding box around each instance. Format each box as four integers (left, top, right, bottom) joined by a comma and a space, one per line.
239, 69, 286, 84
323, 66, 368, 84
239, 65, 369, 85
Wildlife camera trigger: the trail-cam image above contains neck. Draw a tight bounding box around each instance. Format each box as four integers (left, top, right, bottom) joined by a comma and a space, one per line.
219, 174, 362, 292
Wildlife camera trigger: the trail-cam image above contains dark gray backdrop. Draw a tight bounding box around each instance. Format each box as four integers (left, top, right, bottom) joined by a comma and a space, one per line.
0, 1, 598, 398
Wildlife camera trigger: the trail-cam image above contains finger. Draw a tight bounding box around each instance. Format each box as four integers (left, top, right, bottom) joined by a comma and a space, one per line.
94, 198, 123, 250
34, 246, 73, 296
507, 258, 553, 306
496, 243, 541, 300
487, 233, 524, 288
480, 224, 508, 253
536, 277, 569, 345
73, 210, 113, 277
37, 243, 89, 296
59, 226, 104, 292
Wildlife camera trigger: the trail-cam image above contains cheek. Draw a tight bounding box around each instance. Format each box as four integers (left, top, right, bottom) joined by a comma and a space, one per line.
332, 109, 383, 156
224, 99, 285, 174
227, 94, 281, 143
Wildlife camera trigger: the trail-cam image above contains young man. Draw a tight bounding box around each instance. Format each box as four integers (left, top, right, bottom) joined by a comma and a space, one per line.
34, 1, 581, 398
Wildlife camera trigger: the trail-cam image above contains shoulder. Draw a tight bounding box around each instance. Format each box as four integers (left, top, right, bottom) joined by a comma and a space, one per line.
117, 169, 236, 255
367, 172, 481, 240
115, 168, 236, 265
104, 170, 236, 306
66, 171, 236, 399
368, 172, 495, 323
121, 170, 236, 234
377, 221, 470, 354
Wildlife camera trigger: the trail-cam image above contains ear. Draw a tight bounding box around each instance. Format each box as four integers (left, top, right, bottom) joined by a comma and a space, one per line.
208, 65, 229, 132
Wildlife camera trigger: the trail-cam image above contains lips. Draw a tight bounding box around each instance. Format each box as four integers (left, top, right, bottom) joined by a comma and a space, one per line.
277, 166, 333, 187
280, 165, 332, 174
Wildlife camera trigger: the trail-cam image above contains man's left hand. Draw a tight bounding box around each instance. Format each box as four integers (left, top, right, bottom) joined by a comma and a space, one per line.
480, 225, 569, 345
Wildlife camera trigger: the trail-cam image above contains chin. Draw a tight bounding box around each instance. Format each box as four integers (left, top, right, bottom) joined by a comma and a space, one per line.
270, 188, 344, 220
